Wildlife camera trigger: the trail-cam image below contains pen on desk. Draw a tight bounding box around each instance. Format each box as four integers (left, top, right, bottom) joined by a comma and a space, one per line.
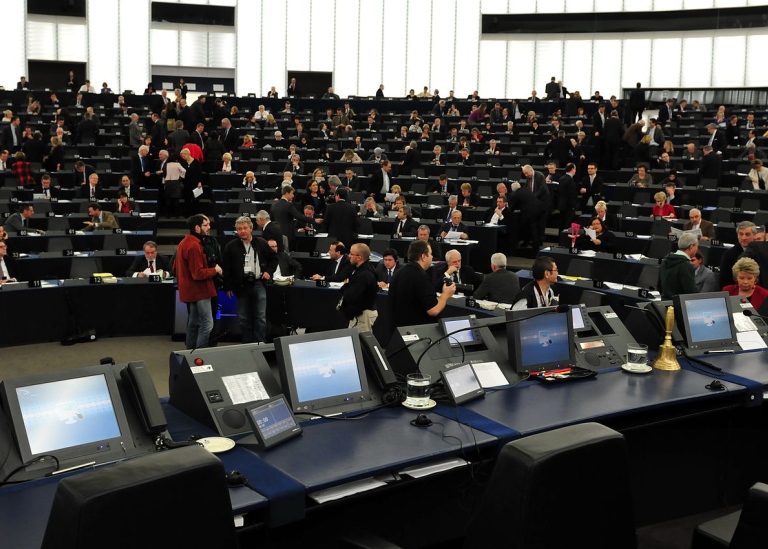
704, 350, 734, 354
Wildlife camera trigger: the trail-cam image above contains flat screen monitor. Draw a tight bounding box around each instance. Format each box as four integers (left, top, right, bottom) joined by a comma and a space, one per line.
440, 364, 485, 405
571, 305, 591, 333
275, 328, 372, 417
439, 315, 483, 347
239, 394, 302, 451
0, 364, 136, 471
673, 291, 737, 350
506, 308, 575, 373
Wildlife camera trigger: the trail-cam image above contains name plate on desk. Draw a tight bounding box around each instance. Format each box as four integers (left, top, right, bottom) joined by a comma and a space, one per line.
391, 234, 400, 239
465, 296, 476, 308
475, 220, 484, 226
570, 247, 579, 254
130, 211, 140, 216
638, 288, 652, 299
115, 248, 127, 255
9, 197, 18, 203
27, 280, 41, 288
435, 236, 443, 242
625, 230, 634, 237
316, 279, 328, 287
17, 230, 27, 236
51, 197, 58, 202
62, 249, 74, 256
90, 276, 103, 284
593, 280, 605, 289
668, 235, 677, 242
613, 252, 624, 259
11, 252, 20, 259
310, 251, 320, 257
711, 239, 721, 246
733, 207, 742, 213
306, 229, 315, 236
113, 228, 122, 234
47, 211, 55, 217
148, 274, 162, 283
65, 228, 75, 235
240, 212, 252, 217
421, 203, 429, 208
243, 197, 251, 203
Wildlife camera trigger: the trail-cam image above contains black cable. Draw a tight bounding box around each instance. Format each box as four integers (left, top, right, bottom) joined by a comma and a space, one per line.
385, 336, 433, 360
0, 454, 60, 486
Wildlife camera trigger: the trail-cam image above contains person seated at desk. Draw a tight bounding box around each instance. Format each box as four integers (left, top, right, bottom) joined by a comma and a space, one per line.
748, 159, 768, 190
593, 201, 617, 230
5, 204, 43, 234
683, 208, 715, 240
459, 183, 479, 209
512, 256, 558, 310
440, 210, 469, 240
220, 153, 234, 173
681, 142, 702, 161
119, 175, 140, 200
393, 206, 419, 238
473, 253, 520, 304
659, 170, 684, 189
692, 251, 717, 293
77, 173, 105, 200
268, 239, 301, 279
309, 241, 353, 283
429, 174, 455, 195
376, 248, 401, 290
0, 241, 17, 283
651, 191, 676, 219
628, 164, 653, 187
36, 174, 59, 200
241, 171, 259, 191
295, 204, 319, 232
83, 202, 119, 232
360, 197, 383, 218
433, 249, 481, 294
724, 257, 768, 310
571, 217, 616, 253
127, 240, 172, 278
115, 192, 136, 214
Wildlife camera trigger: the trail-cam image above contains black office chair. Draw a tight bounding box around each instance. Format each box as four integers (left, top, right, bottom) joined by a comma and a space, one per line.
463, 422, 636, 549
47, 236, 74, 253
579, 289, 604, 307
41, 445, 238, 549
692, 482, 768, 549
647, 237, 673, 260
567, 258, 593, 279
69, 257, 102, 279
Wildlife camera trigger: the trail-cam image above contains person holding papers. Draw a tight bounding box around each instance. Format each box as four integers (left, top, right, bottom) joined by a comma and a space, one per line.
439, 210, 469, 240
573, 217, 616, 253
683, 209, 715, 240
126, 241, 173, 278
651, 191, 676, 219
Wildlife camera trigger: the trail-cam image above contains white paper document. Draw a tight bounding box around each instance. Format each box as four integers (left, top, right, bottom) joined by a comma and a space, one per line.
308, 477, 387, 503
221, 372, 269, 405
471, 361, 510, 388
736, 331, 768, 351
399, 457, 468, 479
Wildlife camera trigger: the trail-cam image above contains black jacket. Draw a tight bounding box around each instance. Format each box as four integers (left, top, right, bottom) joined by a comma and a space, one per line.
338, 260, 378, 319
221, 236, 277, 294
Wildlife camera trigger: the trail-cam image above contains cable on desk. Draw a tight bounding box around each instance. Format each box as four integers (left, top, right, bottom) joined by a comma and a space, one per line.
0, 454, 60, 486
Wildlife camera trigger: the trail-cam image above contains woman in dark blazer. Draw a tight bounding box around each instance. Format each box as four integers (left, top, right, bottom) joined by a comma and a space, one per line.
573, 217, 616, 253
399, 140, 420, 176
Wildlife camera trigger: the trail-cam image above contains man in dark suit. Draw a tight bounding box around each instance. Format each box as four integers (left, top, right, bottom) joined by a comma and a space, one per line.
270, 185, 317, 249
36, 174, 59, 200
429, 174, 455, 194
73, 161, 96, 186
2, 117, 23, 153
545, 77, 560, 101
579, 162, 604, 210
705, 123, 727, 155
720, 222, 756, 288
118, 175, 141, 200
343, 167, 359, 190
191, 123, 206, 150
368, 160, 394, 199
76, 113, 100, 145
485, 195, 516, 253
190, 97, 207, 127
392, 205, 419, 238
255, 210, 285, 252
699, 145, 723, 182
309, 242, 353, 283
287, 78, 299, 97
439, 210, 469, 239
375, 248, 402, 290
629, 82, 645, 122
432, 249, 481, 293
5, 204, 36, 233
473, 253, 521, 304
220, 118, 238, 153
557, 163, 578, 231
126, 241, 173, 277
77, 173, 106, 200
322, 188, 360, 248
508, 182, 547, 250
602, 110, 625, 170
522, 163, 550, 213
130, 146, 154, 188
527, 90, 541, 103
267, 238, 302, 278
592, 104, 606, 137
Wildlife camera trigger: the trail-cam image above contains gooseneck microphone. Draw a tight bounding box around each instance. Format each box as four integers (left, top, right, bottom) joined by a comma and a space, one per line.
415, 305, 570, 371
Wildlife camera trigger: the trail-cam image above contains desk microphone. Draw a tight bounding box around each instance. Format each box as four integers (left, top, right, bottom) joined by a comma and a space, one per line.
415, 305, 570, 371
743, 309, 768, 321
617, 299, 665, 334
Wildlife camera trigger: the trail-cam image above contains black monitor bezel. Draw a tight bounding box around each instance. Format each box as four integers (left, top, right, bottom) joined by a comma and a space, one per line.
243, 394, 302, 451
0, 364, 136, 469
506, 308, 576, 373
275, 328, 372, 414
440, 364, 485, 405
439, 315, 483, 347
673, 291, 738, 350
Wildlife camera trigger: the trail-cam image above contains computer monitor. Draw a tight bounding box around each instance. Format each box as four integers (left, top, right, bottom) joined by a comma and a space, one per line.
439, 315, 483, 347
506, 308, 576, 374
275, 328, 372, 417
571, 305, 592, 333
0, 364, 136, 472
673, 291, 738, 351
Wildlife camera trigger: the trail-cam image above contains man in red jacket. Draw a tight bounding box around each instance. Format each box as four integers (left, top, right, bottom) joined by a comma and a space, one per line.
175, 214, 222, 349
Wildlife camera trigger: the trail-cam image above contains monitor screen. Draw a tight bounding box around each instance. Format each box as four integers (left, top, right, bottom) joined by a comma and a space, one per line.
439, 316, 482, 346
0, 364, 136, 471
571, 305, 592, 333
507, 308, 575, 373
275, 328, 372, 416
674, 292, 737, 350
242, 395, 303, 450
441, 364, 484, 405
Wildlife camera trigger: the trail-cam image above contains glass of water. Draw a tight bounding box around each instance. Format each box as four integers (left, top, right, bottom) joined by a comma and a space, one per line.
405, 373, 431, 408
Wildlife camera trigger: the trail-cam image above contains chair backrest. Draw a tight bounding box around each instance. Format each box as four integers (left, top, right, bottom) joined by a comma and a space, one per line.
69, 257, 102, 279
47, 217, 71, 231
579, 289, 604, 307
47, 236, 74, 253
102, 233, 128, 250
647, 237, 673, 259
567, 258, 593, 279
41, 445, 237, 549
464, 422, 636, 549
730, 482, 768, 549
357, 217, 373, 234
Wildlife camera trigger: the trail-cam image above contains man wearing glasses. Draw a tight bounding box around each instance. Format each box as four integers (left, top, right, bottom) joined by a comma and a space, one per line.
512, 256, 558, 310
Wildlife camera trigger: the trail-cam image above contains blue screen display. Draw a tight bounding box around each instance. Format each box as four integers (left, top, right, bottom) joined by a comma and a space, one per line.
519, 313, 571, 369
16, 374, 121, 456
686, 297, 732, 344
288, 336, 362, 403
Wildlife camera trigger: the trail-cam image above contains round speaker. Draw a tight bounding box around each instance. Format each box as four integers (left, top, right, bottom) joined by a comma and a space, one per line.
584, 352, 601, 367
222, 409, 246, 429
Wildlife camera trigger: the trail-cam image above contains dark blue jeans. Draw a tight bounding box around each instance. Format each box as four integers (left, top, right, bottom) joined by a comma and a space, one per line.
236, 281, 267, 343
